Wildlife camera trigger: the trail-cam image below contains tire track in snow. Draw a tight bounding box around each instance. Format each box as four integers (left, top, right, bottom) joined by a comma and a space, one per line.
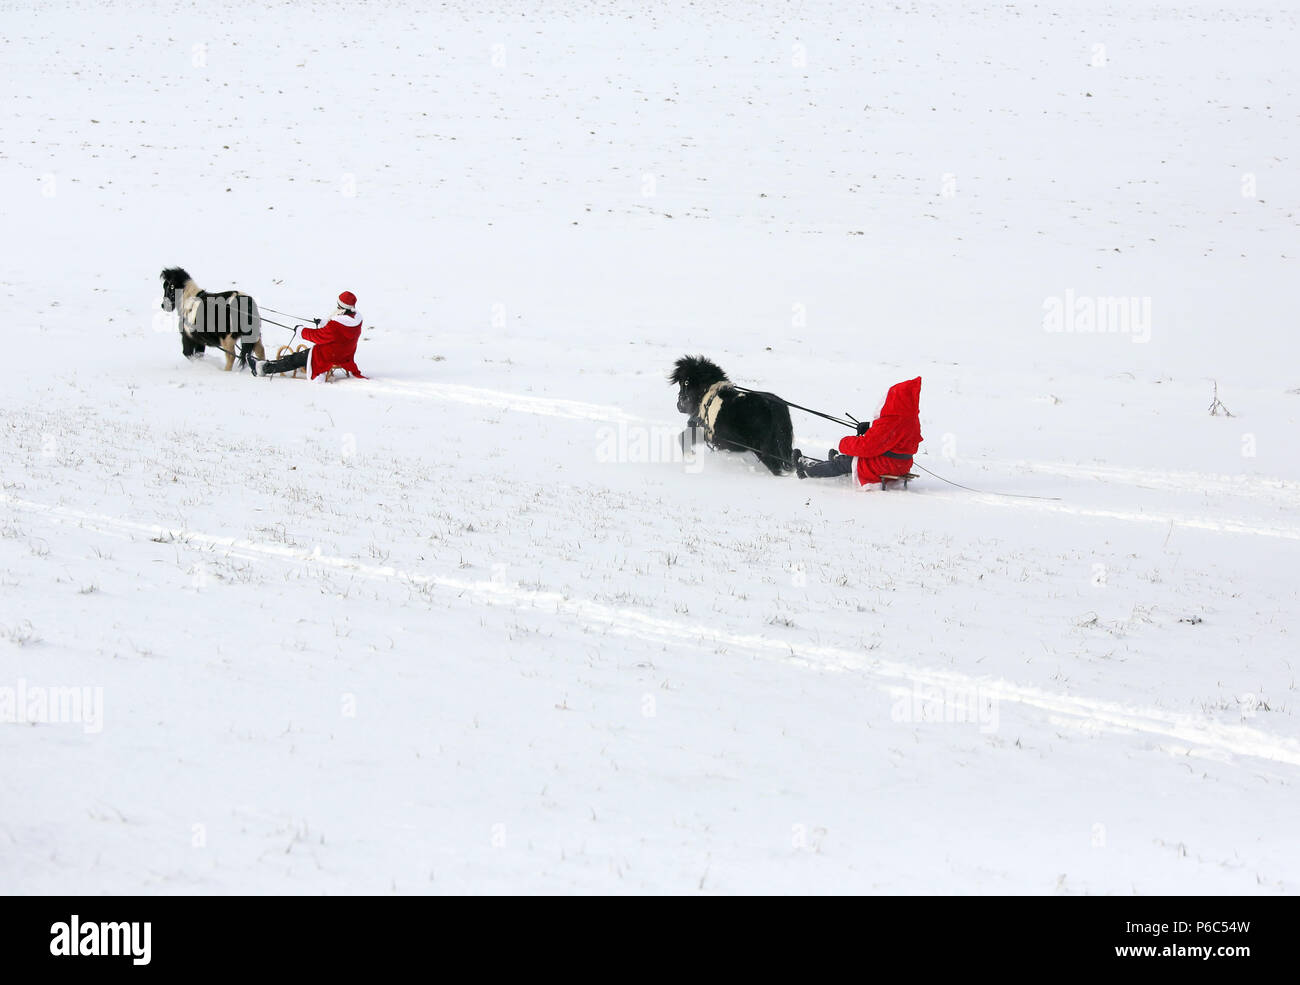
7, 491, 1300, 770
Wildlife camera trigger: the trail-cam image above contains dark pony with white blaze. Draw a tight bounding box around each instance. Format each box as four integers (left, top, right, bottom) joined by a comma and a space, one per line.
669, 355, 794, 476
159, 267, 265, 371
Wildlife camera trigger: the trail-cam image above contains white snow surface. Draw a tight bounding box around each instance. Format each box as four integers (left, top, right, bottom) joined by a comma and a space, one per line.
2, 0, 1299, 894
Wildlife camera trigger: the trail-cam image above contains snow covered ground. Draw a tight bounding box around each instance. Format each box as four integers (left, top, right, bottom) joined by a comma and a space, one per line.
2, 0, 1298, 894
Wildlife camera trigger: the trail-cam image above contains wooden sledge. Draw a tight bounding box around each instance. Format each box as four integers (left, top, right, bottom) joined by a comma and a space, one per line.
878, 473, 918, 491
272, 344, 348, 381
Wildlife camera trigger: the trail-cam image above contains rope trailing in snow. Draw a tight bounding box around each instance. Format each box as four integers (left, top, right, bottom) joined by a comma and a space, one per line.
907, 462, 1061, 501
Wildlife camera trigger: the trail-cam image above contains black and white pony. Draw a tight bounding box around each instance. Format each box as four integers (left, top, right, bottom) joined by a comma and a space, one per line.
159, 267, 264, 371
669, 355, 795, 475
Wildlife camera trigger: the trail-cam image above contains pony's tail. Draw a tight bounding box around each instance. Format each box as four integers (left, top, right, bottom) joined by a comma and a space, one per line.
762, 404, 795, 475
241, 295, 263, 345
777, 410, 795, 473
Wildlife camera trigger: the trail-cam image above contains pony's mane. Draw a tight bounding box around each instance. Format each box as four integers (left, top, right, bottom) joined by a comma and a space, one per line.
669, 354, 728, 387
160, 266, 194, 291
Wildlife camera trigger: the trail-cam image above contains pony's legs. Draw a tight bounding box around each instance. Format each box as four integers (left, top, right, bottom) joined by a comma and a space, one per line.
238, 339, 265, 369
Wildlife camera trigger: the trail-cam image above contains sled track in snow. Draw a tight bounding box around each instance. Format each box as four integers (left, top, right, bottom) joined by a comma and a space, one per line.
7, 490, 1300, 770
1003, 459, 1300, 506
360, 379, 653, 425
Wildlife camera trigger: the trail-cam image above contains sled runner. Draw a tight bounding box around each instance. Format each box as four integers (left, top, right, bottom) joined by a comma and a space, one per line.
878, 473, 918, 490
274, 344, 310, 379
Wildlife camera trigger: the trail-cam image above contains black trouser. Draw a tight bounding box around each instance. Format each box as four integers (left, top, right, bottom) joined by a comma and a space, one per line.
260, 349, 309, 375
804, 454, 853, 478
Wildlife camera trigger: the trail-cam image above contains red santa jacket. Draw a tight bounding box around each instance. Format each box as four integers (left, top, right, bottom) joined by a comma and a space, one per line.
836, 376, 922, 486
301, 311, 365, 380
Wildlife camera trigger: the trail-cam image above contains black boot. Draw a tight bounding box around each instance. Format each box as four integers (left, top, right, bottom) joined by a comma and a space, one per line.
801, 452, 855, 480
792, 449, 808, 479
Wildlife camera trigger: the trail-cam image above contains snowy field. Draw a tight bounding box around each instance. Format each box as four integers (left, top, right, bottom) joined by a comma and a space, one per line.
2, 0, 1298, 894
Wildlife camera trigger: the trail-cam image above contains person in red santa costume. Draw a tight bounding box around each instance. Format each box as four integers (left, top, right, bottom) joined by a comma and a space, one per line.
251, 291, 366, 380
793, 376, 922, 484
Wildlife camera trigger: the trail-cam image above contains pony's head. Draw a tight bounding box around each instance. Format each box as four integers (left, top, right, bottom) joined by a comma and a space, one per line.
669, 355, 728, 415
159, 267, 192, 312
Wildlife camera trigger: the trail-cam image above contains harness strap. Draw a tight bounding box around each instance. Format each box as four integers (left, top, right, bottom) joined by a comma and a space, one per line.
183, 291, 202, 329
698, 381, 732, 445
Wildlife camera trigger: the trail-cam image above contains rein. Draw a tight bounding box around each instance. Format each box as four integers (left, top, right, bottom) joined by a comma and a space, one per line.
260, 305, 318, 324
730, 385, 856, 429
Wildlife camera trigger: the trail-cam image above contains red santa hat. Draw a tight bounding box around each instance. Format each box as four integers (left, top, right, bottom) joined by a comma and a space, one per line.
337, 291, 357, 311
